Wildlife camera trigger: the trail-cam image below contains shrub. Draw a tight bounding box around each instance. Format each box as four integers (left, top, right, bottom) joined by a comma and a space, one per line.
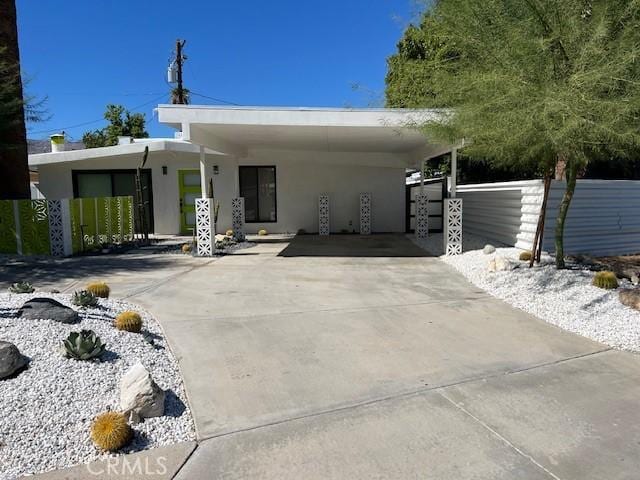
297, 229, 306, 235
181, 243, 192, 254
72, 290, 99, 307
225, 229, 234, 236
592, 271, 619, 290
8, 282, 35, 294
90, 411, 132, 452
63, 330, 107, 360
114, 311, 143, 333
86, 282, 110, 298
258, 229, 268, 236
519, 251, 533, 262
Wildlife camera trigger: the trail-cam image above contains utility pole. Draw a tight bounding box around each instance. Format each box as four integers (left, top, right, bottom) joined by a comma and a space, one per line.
174, 39, 187, 104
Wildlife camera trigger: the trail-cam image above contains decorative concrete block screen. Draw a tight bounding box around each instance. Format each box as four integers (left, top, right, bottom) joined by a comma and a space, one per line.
319, 195, 330, 236
231, 197, 245, 241
0, 196, 133, 256
445, 198, 463, 255
195, 198, 214, 256
415, 193, 429, 238
360, 193, 371, 235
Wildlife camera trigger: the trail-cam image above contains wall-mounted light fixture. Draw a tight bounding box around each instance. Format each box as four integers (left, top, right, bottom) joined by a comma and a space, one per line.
162, 166, 168, 175
213, 165, 219, 175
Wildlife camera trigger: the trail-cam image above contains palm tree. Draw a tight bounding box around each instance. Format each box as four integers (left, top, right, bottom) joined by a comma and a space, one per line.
0, 0, 30, 199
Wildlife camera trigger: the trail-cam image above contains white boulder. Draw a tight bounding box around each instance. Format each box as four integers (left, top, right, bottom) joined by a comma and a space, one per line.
488, 256, 514, 272
483, 244, 496, 254
120, 362, 165, 423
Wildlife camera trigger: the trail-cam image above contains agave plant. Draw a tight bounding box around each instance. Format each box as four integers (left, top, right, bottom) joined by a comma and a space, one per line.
8, 282, 35, 294
63, 330, 107, 361
72, 290, 99, 308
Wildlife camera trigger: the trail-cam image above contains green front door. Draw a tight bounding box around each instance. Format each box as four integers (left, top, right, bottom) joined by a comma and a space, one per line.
178, 170, 202, 235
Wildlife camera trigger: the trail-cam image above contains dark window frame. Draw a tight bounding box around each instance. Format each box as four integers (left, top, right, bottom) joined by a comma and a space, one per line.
239, 165, 277, 223
71, 169, 154, 232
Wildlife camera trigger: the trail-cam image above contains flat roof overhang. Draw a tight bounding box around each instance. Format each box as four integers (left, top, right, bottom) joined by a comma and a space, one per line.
156, 105, 455, 166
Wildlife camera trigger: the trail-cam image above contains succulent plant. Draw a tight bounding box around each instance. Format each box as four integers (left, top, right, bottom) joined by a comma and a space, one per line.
181, 243, 192, 254
86, 281, 110, 298
72, 290, 99, 307
592, 271, 619, 290
258, 229, 268, 236
519, 251, 533, 261
114, 311, 143, 333
8, 282, 35, 294
63, 329, 107, 360
90, 411, 133, 451
225, 229, 234, 237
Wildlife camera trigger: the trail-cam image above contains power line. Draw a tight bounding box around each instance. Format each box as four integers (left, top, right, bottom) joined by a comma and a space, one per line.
190, 91, 241, 106
28, 92, 169, 136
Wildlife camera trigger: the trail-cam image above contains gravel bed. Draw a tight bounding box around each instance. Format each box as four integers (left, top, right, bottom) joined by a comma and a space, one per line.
414, 233, 640, 352
0, 293, 195, 480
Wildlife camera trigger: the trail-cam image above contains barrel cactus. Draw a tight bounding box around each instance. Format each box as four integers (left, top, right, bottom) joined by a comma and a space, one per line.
72, 290, 99, 307
181, 243, 192, 254
90, 411, 132, 452
63, 330, 107, 360
258, 229, 268, 236
225, 229, 234, 237
519, 251, 533, 262
8, 282, 35, 294
86, 281, 110, 298
592, 271, 619, 290
114, 311, 143, 333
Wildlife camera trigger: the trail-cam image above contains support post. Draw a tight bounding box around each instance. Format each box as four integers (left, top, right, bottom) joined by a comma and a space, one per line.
450, 148, 458, 198
47, 199, 72, 256
231, 197, 245, 241
359, 193, 371, 235
195, 198, 214, 256
199, 145, 207, 199
319, 194, 330, 236
415, 193, 429, 238
445, 198, 463, 255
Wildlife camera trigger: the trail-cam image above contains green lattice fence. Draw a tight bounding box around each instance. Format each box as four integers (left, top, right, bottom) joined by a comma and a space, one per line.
69, 196, 134, 253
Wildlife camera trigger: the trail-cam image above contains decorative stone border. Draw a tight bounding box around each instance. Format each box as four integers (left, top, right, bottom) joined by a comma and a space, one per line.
319, 195, 330, 236
415, 193, 429, 239
445, 198, 463, 255
360, 193, 371, 235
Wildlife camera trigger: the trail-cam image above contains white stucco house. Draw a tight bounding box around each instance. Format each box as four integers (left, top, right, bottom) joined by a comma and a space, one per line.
29, 106, 459, 244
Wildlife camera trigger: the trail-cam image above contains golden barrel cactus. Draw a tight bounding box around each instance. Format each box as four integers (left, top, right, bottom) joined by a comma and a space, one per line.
86, 282, 110, 298
519, 251, 533, 262
90, 411, 132, 451
114, 311, 143, 333
181, 243, 192, 254
225, 229, 234, 236
592, 271, 618, 290
258, 229, 268, 236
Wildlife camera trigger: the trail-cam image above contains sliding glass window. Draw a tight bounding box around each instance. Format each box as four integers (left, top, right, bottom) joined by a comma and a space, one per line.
239, 166, 277, 222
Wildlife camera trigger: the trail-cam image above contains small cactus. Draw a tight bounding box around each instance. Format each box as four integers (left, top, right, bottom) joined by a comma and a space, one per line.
72, 290, 99, 307
114, 311, 143, 333
63, 329, 107, 360
9, 282, 34, 294
225, 229, 234, 237
90, 411, 133, 452
592, 271, 619, 290
519, 251, 533, 262
181, 243, 192, 254
258, 229, 268, 236
86, 281, 110, 298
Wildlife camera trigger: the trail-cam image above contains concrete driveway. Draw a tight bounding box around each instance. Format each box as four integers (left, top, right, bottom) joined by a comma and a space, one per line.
6, 235, 640, 479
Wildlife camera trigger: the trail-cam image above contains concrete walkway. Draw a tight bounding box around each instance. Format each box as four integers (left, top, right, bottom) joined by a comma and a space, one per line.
9, 235, 640, 479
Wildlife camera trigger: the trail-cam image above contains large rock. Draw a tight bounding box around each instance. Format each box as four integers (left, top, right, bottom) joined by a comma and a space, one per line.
17, 298, 79, 324
619, 289, 640, 311
483, 244, 496, 254
631, 272, 639, 286
120, 363, 165, 423
489, 256, 514, 273
0, 341, 27, 379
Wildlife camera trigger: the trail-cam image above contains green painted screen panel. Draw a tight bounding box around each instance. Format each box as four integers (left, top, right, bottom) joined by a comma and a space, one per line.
69, 196, 134, 252
17, 200, 50, 255
70, 198, 83, 254
0, 200, 17, 253
120, 196, 134, 238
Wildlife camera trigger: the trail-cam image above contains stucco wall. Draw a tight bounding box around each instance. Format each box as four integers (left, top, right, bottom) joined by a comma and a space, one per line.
36, 148, 406, 235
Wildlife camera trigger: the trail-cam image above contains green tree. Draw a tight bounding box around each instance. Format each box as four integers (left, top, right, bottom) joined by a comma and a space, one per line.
0, 0, 29, 199
417, 0, 640, 268
82, 104, 149, 148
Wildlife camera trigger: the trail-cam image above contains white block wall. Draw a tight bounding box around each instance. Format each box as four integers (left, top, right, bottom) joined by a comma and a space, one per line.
458, 179, 640, 256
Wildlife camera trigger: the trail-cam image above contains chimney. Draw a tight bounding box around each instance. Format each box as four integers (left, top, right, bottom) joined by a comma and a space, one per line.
50, 132, 65, 152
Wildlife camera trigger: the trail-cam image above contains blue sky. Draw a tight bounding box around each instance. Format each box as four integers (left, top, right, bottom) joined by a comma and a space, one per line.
17, 0, 421, 140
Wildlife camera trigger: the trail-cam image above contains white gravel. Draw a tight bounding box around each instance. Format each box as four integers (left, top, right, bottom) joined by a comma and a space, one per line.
414, 233, 640, 352
0, 293, 195, 480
